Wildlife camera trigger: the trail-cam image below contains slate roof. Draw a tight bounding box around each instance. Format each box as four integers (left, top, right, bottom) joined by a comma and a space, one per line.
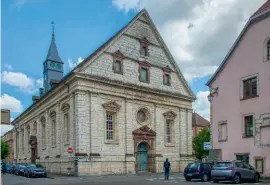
192, 112, 210, 127
46, 35, 63, 63
206, 0, 270, 86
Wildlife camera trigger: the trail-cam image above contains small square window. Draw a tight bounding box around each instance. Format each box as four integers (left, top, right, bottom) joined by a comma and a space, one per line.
164, 74, 170, 85
141, 46, 147, 56
115, 60, 122, 73
244, 116, 253, 137
140, 67, 149, 82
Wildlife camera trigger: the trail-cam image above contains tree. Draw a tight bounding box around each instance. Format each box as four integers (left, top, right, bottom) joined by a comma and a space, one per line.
192, 127, 210, 160
1, 141, 10, 160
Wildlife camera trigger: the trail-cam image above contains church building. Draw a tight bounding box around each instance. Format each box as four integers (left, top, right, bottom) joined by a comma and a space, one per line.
12, 9, 195, 175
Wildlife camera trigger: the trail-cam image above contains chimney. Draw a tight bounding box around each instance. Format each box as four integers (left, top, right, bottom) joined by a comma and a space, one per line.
32, 96, 40, 103
39, 88, 45, 97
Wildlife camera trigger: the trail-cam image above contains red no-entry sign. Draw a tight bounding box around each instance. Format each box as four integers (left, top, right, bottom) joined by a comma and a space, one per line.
67, 147, 73, 154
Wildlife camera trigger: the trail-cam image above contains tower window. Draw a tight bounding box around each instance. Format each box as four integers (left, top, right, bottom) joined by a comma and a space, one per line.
56, 63, 61, 70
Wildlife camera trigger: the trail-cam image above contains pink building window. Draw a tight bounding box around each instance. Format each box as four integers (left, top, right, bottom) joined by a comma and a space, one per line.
243, 77, 257, 99
267, 41, 270, 60
244, 116, 254, 137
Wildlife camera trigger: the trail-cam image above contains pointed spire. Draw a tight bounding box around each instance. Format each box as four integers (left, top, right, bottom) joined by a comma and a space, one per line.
46, 21, 63, 63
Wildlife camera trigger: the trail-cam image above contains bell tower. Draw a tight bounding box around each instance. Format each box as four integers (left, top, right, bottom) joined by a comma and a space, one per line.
43, 21, 64, 93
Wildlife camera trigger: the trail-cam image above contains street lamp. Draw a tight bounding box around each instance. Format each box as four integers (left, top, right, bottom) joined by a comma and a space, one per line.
207, 93, 214, 102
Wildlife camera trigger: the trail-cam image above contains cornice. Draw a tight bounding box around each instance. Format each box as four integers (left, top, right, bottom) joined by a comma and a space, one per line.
75, 73, 193, 101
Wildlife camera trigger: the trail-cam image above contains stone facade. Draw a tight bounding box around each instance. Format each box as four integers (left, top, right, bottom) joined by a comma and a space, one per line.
12, 9, 194, 175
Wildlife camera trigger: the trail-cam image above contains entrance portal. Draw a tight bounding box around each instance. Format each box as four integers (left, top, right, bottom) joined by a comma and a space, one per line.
137, 143, 148, 171
29, 136, 38, 164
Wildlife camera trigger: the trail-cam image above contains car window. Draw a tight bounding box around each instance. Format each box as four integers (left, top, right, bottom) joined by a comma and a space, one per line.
187, 163, 199, 169
235, 162, 244, 168
243, 163, 252, 169
215, 162, 232, 167
27, 164, 37, 168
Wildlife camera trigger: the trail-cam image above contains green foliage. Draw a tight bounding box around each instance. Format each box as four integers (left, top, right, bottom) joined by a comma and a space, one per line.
192, 127, 210, 160
1, 141, 10, 159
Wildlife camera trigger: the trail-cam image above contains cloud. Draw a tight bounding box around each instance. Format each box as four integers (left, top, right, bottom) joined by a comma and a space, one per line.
11, 0, 47, 9
193, 91, 210, 121
0, 125, 14, 136
1, 71, 42, 94
4, 64, 13, 71
112, 0, 266, 83
36, 78, 43, 87
68, 57, 84, 69
0, 94, 23, 113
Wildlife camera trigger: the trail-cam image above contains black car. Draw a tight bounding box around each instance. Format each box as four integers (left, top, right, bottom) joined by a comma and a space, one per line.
15, 164, 26, 175
8, 164, 16, 174
184, 162, 213, 182
24, 164, 47, 178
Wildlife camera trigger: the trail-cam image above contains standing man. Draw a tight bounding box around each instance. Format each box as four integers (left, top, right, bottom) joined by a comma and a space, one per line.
164, 158, 171, 180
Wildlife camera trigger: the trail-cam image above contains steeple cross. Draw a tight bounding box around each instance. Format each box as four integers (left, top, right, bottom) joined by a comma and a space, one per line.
51, 21, 55, 39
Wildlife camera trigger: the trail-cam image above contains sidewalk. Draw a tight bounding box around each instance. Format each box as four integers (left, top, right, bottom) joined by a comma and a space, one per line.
47, 172, 184, 179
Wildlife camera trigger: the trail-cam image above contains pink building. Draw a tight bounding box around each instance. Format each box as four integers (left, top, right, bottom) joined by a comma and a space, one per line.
206, 1, 270, 177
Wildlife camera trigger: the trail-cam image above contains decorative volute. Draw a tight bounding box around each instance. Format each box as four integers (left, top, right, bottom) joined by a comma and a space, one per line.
61, 103, 70, 112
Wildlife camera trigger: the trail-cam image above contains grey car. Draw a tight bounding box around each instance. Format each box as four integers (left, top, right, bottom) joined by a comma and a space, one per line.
211, 160, 260, 184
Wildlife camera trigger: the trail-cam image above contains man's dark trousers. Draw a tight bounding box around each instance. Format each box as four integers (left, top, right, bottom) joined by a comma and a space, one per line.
165, 169, 170, 180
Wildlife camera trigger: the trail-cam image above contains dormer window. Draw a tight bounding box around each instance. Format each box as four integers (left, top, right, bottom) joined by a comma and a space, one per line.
164, 74, 170, 86
140, 37, 149, 57
141, 46, 147, 56
138, 61, 150, 83
112, 50, 124, 74
163, 66, 172, 86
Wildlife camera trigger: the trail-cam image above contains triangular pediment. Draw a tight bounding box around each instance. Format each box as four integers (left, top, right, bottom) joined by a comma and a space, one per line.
132, 125, 156, 136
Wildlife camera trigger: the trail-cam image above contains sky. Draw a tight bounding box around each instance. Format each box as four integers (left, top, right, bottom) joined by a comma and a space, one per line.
0, 0, 266, 135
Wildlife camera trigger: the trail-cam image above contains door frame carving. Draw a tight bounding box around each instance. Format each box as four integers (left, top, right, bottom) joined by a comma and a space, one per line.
133, 125, 156, 173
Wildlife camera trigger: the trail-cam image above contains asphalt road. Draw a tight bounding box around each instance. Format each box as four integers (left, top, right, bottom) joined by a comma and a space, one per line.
2, 173, 269, 185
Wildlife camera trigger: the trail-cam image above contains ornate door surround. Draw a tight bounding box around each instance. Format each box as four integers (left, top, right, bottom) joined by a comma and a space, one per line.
133, 125, 156, 173
29, 135, 38, 164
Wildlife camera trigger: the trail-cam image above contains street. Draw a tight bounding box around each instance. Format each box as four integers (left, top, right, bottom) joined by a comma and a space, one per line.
2, 173, 270, 185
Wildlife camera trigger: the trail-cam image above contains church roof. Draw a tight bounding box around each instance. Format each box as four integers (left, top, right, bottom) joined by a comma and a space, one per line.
46, 32, 63, 64
192, 112, 210, 127
206, 1, 270, 86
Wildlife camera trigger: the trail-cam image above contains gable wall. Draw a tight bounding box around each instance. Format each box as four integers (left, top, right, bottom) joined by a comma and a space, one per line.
81, 19, 189, 96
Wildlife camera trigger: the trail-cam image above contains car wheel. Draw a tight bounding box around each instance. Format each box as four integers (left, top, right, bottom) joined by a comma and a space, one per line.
185, 177, 191, 181
233, 174, 241, 184
201, 174, 208, 182
213, 180, 219, 183
254, 173, 259, 183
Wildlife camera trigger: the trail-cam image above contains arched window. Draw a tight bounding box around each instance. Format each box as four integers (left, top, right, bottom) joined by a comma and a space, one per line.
62, 103, 70, 144
41, 117, 46, 149
49, 111, 56, 146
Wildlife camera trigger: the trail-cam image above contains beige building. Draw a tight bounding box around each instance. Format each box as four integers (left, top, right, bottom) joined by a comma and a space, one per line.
1, 109, 10, 125
12, 9, 195, 175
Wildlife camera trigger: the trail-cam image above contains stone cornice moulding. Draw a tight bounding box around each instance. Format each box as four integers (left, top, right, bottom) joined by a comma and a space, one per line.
74, 73, 193, 101
102, 101, 121, 112
163, 110, 177, 120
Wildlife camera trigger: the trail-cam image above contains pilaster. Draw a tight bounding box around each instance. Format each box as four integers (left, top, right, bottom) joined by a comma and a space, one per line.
187, 109, 193, 155
179, 108, 187, 155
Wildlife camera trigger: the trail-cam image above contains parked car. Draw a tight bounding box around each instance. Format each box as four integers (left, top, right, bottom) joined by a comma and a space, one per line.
184, 162, 213, 182
211, 160, 260, 184
24, 164, 47, 178
14, 164, 26, 176
8, 164, 17, 174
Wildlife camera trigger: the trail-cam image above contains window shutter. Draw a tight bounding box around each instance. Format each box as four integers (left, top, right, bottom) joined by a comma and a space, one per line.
218, 125, 221, 140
